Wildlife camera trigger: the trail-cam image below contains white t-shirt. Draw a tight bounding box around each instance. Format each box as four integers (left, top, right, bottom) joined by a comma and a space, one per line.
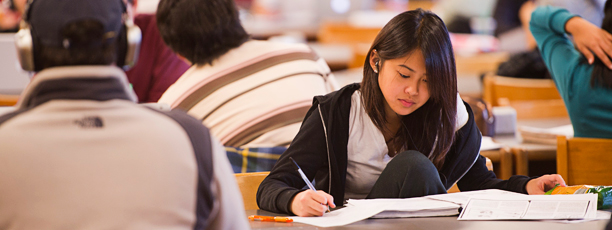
345, 91, 392, 200
344, 91, 469, 200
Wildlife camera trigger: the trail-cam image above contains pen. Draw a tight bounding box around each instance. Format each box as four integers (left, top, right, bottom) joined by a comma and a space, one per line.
290, 157, 331, 213
248, 215, 293, 222
290, 157, 316, 191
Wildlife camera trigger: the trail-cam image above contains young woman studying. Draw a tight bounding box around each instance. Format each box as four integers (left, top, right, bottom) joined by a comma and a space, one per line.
256, 9, 565, 217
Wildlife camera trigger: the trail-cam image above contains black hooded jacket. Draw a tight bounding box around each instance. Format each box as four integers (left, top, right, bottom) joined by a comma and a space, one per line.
257, 83, 531, 214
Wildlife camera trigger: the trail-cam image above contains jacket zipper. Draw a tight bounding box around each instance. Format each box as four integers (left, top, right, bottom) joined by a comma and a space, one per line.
450, 148, 480, 188
317, 104, 332, 193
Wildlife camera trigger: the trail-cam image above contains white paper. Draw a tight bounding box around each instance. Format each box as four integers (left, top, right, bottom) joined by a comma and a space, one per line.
347, 197, 460, 218
545, 210, 612, 224
291, 202, 388, 228
427, 189, 527, 206
480, 136, 502, 151
458, 194, 598, 220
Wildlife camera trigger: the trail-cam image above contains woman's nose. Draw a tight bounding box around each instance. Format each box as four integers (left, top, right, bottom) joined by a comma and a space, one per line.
405, 81, 419, 95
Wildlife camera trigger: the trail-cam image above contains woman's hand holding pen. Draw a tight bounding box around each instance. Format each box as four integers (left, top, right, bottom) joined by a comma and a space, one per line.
291, 190, 336, 217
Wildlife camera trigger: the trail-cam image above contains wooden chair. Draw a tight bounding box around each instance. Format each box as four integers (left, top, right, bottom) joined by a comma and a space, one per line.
479, 147, 513, 180
235, 171, 269, 210
0, 94, 19, 106
447, 156, 494, 193
557, 136, 612, 186
482, 74, 568, 119
455, 52, 509, 75
317, 22, 380, 69
483, 74, 568, 177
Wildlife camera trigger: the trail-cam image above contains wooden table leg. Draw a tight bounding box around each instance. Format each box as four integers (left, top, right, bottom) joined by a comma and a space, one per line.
499, 147, 513, 180
512, 147, 529, 176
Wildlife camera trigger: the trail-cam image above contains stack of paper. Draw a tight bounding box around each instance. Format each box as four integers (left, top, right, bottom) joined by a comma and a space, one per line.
518, 124, 574, 145
347, 197, 460, 218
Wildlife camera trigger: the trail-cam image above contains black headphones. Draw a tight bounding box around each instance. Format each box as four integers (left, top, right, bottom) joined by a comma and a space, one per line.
14, 0, 141, 71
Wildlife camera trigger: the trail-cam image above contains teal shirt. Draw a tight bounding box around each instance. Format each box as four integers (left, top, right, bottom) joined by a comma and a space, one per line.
530, 6, 612, 138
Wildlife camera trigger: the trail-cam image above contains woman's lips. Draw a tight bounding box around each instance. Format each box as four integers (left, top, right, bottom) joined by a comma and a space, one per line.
399, 99, 414, 107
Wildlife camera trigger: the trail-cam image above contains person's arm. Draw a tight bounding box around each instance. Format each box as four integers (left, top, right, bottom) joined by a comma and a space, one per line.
529, 6, 582, 96
206, 136, 250, 230
519, 0, 537, 51
256, 105, 333, 216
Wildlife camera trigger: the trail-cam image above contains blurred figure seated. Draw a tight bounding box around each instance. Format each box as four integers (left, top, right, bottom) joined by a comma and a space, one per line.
156, 0, 339, 148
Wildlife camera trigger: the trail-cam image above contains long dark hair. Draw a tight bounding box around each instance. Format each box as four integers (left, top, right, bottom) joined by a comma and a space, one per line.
591, 0, 612, 89
361, 9, 457, 169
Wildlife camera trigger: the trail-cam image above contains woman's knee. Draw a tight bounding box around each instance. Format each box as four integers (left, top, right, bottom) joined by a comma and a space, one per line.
387, 150, 438, 174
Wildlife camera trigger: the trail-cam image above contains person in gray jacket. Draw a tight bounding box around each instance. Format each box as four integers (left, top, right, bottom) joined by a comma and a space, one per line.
0, 0, 248, 229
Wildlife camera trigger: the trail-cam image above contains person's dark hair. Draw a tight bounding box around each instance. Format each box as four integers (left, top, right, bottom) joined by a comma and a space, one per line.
156, 0, 249, 65
361, 9, 458, 169
37, 19, 116, 69
591, 0, 612, 89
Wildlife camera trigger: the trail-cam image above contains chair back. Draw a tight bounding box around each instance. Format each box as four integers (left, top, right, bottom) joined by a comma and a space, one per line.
483, 74, 568, 119
557, 136, 612, 186
235, 171, 270, 210
447, 156, 494, 193
0, 94, 19, 106
317, 22, 380, 68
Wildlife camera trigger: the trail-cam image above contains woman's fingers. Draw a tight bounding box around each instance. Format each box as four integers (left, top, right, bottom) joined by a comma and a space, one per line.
592, 45, 612, 68
577, 45, 595, 64
291, 190, 334, 217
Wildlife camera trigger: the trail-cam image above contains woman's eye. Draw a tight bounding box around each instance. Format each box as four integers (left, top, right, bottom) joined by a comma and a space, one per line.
399, 73, 410, 78
422, 78, 428, 83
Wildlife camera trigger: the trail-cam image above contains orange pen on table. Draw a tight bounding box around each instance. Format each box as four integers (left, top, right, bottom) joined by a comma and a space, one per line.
248, 215, 293, 223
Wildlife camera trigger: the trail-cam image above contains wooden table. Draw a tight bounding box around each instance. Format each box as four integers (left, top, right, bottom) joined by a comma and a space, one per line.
496, 118, 571, 177
247, 209, 610, 230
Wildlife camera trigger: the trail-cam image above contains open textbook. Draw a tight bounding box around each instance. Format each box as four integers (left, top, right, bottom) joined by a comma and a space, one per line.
288, 190, 599, 227
348, 189, 526, 219
291, 189, 525, 227
458, 194, 598, 220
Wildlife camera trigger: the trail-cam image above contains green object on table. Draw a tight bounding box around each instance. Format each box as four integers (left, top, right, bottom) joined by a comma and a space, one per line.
587, 186, 612, 210
544, 183, 559, 195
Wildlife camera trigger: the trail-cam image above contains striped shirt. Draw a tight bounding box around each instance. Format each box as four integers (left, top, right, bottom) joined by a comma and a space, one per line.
158, 40, 339, 147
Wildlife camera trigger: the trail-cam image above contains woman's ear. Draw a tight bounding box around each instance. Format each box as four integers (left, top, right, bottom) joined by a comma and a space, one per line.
369, 49, 380, 73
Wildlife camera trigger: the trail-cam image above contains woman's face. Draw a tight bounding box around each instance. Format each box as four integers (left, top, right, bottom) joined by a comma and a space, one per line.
371, 49, 430, 117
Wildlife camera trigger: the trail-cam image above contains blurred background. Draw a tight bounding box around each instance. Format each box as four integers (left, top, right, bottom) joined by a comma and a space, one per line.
4, 0, 603, 98
1, 0, 606, 180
